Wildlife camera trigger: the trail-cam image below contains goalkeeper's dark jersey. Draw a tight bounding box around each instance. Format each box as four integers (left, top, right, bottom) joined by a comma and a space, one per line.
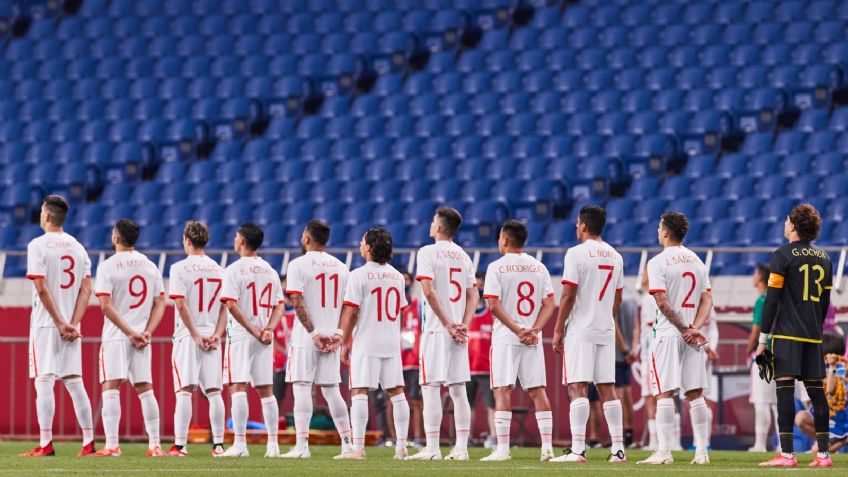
761, 241, 833, 343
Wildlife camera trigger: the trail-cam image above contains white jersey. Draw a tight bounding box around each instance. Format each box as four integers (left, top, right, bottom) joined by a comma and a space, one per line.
285, 251, 349, 350
95, 251, 165, 342
343, 261, 408, 358
168, 255, 225, 339
561, 239, 624, 344
640, 292, 657, 333
647, 245, 711, 338
26, 232, 91, 329
483, 253, 554, 346
415, 240, 476, 334
220, 256, 284, 340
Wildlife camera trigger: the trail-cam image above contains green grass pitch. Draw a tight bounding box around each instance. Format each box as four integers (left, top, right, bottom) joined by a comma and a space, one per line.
1, 442, 845, 476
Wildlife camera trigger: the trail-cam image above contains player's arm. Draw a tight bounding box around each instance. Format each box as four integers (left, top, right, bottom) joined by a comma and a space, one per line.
143, 294, 167, 340
653, 292, 692, 333
69, 276, 92, 331
290, 294, 315, 332
487, 297, 525, 337
611, 289, 629, 353
821, 261, 833, 324
552, 283, 577, 353
462, 286, 477, 328
224, 300, 263, 340
337, 304, 359, 364
530, 294, 556, 333
174, 297, 204, 346
98, 294, 145, 346
32, 278, 78, 338
691, 290, 712, 330
420, 279, 465, 342
264, 303, 284, 343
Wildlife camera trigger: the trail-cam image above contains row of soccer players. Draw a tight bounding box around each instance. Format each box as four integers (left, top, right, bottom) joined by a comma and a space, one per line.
22, 194, 714, 464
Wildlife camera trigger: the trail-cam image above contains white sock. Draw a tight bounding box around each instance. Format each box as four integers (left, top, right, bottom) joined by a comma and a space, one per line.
174, 391, 193, 447
260, 395, 279, 449
422, 385, 442, 450
63, 377, 94, 446
449, 384, 471, 451
35, 376, 55, 447
494, 411, 512, 453
207, 391, 225, 445
647, 419, 657, 449
101, 389, 121, 449
138, 390, 160, 449
322, 386, 352, 450
535, 410, 553, 452
656, 398, 675, 455
231, 391, 248, 448
350, 394, 369, 451
603, 399, 624, 454
689, 397, 710, 454
672, 412, 682, 449
569, 397, 590, 454
391, 393, 410, 450
293, 383, 312, 449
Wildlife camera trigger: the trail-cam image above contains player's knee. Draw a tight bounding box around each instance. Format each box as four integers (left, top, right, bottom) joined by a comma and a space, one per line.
684, 388, 703, 401
179, 385, 197, 393
794, 411, 809, 427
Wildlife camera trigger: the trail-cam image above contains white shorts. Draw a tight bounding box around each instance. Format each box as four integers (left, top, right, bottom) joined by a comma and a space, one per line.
349, 353, 404, 390
749, 362, 777, 404
286, 346, 341, 386
490, 343, 546, 390
99, 339, 152, 385
223, 337, 273, 387
649, 334, 708, 396
562, 335, 615, 385
171, 336, 223, 392
29, 327, 82, 378
419, 331, 470, 386
639, 333, 655, 397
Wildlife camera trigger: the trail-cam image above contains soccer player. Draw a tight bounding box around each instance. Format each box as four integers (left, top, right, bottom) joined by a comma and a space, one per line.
280, 220, 354, 459
551, 205, 627, 463
637, 212, 713, 466
166, 221, 227, 457
467, 272, 497, 449
756, 204, 834, 468
746, 263, 777, 452
93, 219, 166, 456
218, 223, 285, 458
337, 227, 410, 460
408, 207, 477, 461
482, 220, 555, 462
20, 195, 96, 457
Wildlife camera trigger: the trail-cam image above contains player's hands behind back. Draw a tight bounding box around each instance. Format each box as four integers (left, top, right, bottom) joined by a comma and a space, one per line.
518, 327, 539, 346
58, 321, 81, 341
682, 327, 707, 348
312, 333, 341, 352
447, 322, 468, 343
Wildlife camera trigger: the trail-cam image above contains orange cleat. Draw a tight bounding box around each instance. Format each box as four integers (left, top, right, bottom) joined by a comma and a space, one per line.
759, 453, 797, 467
809, 455, 833, 467
167, 445, 188, 457
76, 442, 97, 457
19, 443, 55, 457
145, 446, 166, 457
90, 447, 121, 457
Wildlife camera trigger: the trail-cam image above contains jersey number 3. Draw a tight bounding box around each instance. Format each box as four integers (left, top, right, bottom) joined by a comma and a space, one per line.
798, 264, 825, 302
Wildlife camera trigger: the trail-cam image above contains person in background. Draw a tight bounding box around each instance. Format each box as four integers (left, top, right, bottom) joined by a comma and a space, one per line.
273, 275, 296, 414
401, 272, 424, 448
747, 263, 777, 452
467, 272, 497, 449
794, 332, 847, 454
616, 291, 639, 448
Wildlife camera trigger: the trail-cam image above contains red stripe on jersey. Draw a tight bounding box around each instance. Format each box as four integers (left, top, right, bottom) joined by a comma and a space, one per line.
415, 275, 433, 281
31, 341, 38, 376
706, 288, 712, 292
343, 301, 360, 308
169, 294, 185, 299
648, 289, 666, 294
561, 280, 578, 288
220, 297, 236, 303
226, 346, 232, 384
482, 294, 499, 299
420, 353, 427, 385
26, 274, 45, 280
489, 347, 493, 388
286, 290, 303, 295
99, 346, 105, 383
616, 287, 624, 291
95, 292, 111, 297
546, 292, 554, 298
172, 358, 183, 390
85, 275, 91, 279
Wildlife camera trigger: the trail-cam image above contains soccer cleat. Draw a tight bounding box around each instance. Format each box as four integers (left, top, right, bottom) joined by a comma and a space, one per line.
279, 447, 311, 459
145, 446, 166, 457
20, 443, 55, 457
809, 454, 833, 467
690, 453, 710, 465
444, 448, 469, 461
265, 446, 281, 458
394, 447, 408, 460
90, 447, 122, 457
608, 450, 627, 463
759, 453, 797, 467
211, 445, 225, 457
166, 445, 188, 457
637, 452, 673, 465
334, 449, 366, 460
216, 446, 249, 458
540, 448, 555, 462
406, 448, 442, 460
550, 448, 586, 463
480, 450, 511, 461
76, 442, 97, 457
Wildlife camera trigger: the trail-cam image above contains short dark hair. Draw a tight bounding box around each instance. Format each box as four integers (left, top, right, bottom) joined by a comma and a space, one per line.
183, 220, 209, 248
237, 223, 264, 251
823, 331, 845, 356
660, 212, 689, 243
435, 207, 462, 238
788, 203, 821, 242
115, 219, 140, 247
578, 205, 606, 236
43, 195, 69, 226
500, 219, 528, 248
365, 227, 393, 265
305, 219, 330, 246
754, 263, 770, 284
475, 271, 485, 279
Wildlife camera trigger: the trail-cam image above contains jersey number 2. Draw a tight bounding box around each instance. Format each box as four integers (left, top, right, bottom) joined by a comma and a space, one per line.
681, 272, 696, 309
